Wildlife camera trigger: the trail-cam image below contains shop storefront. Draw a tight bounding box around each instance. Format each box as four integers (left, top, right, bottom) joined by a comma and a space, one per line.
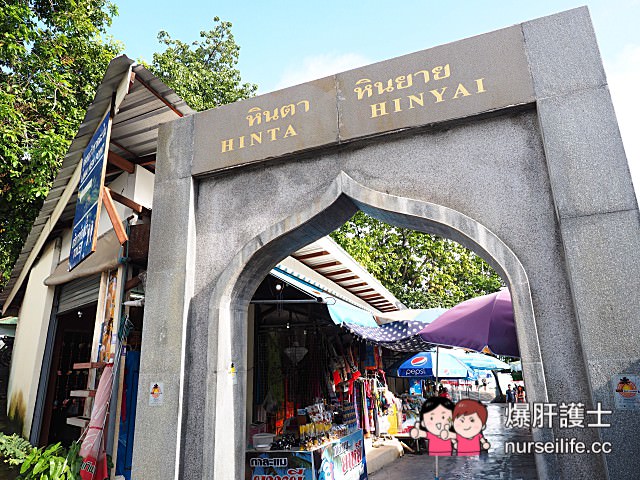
0, 56, 192, 479
245, 253, 411, 479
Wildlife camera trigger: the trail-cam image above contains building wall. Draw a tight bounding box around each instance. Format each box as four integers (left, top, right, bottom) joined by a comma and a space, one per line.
7, 240, 60, 437
133, 164, 155, 208
59, 167, 154, 262
7, 163, 155, 441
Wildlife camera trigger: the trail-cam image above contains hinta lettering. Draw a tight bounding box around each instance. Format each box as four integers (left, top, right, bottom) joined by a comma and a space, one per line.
220, 100, 310, 153
221, 124, 298, 153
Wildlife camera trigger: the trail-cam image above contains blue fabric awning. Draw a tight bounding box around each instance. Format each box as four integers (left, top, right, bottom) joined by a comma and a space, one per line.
270, 266, 378, 327
325, 301, 378, 327
268, 267, 450, 349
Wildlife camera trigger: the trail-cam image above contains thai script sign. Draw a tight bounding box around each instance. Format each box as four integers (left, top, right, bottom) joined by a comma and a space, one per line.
245, 451, 313, 480
69, 113, 111, 269
244, 429, 367, 480
318, 429, 367, 480
192, 77, 337, 176
249, 457, 289, 468
192, 26, 534, 177
337, 26, 533, 141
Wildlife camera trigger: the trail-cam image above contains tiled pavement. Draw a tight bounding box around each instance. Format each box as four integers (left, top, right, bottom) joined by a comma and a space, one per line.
370, 404, 537, 480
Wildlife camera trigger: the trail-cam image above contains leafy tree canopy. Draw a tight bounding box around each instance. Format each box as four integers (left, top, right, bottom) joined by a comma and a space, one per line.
330, 211, 503, 309
0, 8, 256, 289
0, 0, 121, 285
147, 17, 257, 111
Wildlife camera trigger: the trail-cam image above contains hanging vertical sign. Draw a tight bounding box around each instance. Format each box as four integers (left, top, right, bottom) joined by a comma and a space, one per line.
98, 270, 119, 363
69, 113, 112, 270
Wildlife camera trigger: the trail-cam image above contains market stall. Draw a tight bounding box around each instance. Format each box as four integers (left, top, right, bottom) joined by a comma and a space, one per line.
248, 269, 386, 479
246, 401, 367, 480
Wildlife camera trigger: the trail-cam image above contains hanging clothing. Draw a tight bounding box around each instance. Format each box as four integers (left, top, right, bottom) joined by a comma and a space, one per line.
388, 402, 398, 435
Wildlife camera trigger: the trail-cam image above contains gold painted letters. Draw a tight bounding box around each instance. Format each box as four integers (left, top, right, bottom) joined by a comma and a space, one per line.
363, 79, 488, 119
221, 100, 310, 153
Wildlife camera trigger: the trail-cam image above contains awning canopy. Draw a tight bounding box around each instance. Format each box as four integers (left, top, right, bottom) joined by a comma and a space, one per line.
269, 266, 449, 351
343, 321, 436, 352
269, 266, 378, 327
44, 229, 121, 286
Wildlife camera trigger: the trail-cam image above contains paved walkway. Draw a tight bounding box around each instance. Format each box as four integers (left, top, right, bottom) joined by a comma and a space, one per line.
370, 404, 537, 480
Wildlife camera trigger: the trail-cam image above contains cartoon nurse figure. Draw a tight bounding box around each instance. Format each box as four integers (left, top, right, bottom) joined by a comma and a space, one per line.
410, 397, 455, 456
442, 399, 491, 455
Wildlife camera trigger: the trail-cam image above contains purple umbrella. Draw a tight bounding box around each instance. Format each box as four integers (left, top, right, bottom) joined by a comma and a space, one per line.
419, 289, 519, 357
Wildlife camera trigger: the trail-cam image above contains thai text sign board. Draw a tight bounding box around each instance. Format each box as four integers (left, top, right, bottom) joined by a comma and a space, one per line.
69, 113, 111, 270
318, 429, 367, 480
245, 451, 314, 480
194, 77, 338, 175
244, 429, 367, 480
192, 26, 534, 177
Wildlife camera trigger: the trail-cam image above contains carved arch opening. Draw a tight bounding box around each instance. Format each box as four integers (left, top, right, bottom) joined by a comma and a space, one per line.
202, 171, 548, 478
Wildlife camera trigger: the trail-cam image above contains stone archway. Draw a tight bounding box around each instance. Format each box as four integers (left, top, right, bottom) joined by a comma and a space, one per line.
132, 8, 639, 480
203, 172, 551, 479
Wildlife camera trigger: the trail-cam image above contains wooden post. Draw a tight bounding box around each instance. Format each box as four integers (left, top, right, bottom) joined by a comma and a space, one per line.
111, 352, 127, 478
102, 187, 128, 244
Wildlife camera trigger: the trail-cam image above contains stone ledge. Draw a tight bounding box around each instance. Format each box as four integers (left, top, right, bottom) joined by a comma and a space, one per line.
365, 437, 404, 475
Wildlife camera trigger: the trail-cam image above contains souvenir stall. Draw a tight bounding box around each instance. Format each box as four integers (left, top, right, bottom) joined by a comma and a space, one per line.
246, 273, 374, 480
247, 329, 373, 479
245, 262, 449, 478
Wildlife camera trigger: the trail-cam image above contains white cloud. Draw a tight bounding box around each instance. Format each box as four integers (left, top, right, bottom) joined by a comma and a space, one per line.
273, 52, 371, 91
606, 44, 640, 199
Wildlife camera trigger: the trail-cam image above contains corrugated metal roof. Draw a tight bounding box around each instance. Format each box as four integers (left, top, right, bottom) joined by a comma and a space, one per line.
1, 55, 400, 316
291, 237, 405, 313
1, 55, 194, 311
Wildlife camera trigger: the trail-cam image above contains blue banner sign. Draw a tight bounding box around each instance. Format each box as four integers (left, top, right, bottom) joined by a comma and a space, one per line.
318, 429, 367, 480
69, 114, 111, 270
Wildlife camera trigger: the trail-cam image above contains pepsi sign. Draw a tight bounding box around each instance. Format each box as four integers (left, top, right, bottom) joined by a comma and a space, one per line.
411, 356, 428, 367
403, 368, 427, 376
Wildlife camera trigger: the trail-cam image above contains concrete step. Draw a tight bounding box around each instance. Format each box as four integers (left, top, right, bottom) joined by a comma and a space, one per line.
365, 437, 404, 475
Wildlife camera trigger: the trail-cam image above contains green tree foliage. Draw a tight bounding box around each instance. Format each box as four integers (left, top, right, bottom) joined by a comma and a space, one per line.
147, 17, 257, 112
0, 0, 121, 285
330, 211, 503, 309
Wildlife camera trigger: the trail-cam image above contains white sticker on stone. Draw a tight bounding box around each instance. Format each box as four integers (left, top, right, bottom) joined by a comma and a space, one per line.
149, 382, 164, 406
612, 374, 640, 410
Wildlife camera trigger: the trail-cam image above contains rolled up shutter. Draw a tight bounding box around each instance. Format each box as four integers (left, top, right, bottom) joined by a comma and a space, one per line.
57, 274, 101, 313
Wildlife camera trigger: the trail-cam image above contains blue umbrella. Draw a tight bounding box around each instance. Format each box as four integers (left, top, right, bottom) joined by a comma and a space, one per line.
447, 349, 510, 370
395, 350, 476, 379
510, 360, 522, 372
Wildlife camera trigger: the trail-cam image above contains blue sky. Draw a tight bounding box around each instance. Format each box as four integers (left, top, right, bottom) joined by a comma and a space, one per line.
108, 1, 640, 190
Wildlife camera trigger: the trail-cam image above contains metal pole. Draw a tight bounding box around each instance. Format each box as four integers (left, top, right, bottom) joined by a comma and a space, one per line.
435, 345, 439, 480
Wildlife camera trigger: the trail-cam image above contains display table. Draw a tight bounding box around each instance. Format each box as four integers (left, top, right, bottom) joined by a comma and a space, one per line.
246, 429, 368, 480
